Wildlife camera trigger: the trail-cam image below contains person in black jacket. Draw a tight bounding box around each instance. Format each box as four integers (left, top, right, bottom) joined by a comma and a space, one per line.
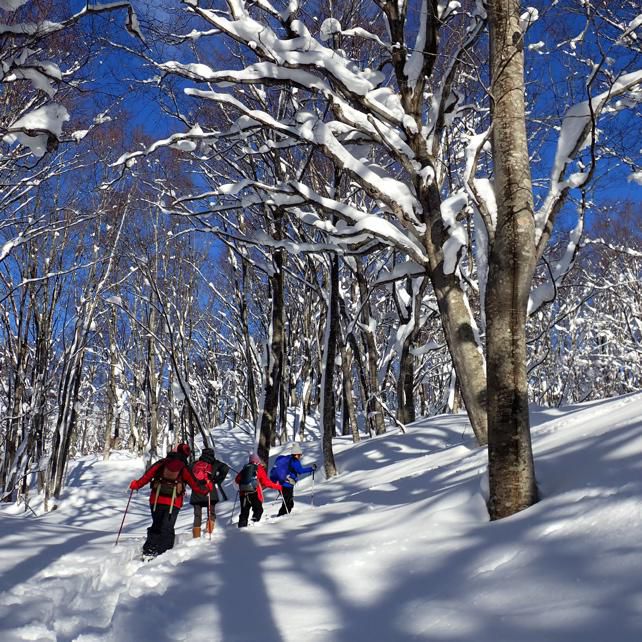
189, 447, 229, 537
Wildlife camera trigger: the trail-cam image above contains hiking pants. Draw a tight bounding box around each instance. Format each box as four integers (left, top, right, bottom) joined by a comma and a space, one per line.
193, 503, 216, 529
143, 504, 179, 556
238, 492, 263, 528
278, 486, 294, 516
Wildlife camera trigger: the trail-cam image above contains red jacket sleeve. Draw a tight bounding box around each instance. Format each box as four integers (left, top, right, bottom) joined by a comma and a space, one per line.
135, 460, 164, 487
257, 465, 281, 492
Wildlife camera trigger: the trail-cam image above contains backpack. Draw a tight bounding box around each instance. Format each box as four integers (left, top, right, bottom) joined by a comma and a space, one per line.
269, 455, 293, 484
152, 459, 185, 498
238, 463, 259, 493
191, 460, 212, 494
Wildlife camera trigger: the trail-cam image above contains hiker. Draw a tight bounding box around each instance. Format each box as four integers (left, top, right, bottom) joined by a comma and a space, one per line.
189, 446, 229, 538
235, 453, 282, 528
129, 443, 210, 557
271, 443, 317, 516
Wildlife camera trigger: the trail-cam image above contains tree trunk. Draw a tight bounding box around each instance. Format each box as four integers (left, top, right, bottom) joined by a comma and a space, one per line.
395, 276, 426, 425
320, 255, 339, 477
339, 282, 371, 438
52, 356, 84, 498
340, 344, 360, 442
145, 300, 159, 457
103, 307, 118, 461
257, 242, 285, 464
396, 338, 416, 425
430, 264, 488, 445
355, 264, 386, 435
486, 0, 538, 519
239, 263, 259, 424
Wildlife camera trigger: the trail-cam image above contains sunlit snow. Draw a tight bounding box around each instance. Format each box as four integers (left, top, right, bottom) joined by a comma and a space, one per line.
2, 393, 642, 641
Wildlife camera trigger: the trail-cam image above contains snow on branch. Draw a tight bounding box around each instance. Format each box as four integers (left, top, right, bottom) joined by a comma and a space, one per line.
536, 69, 642, 246
3, 103, 70, 157
286, 182, 428, 265
3, 60, 62, 97
528, 216, 584, 316
404, 0, 430, 91
440, 192, 468, 275
111, 124, 215, 168
0, 0, 29, 10
310, 118, 424, 233
172, 3, 385, 97
0, 3, 145, 42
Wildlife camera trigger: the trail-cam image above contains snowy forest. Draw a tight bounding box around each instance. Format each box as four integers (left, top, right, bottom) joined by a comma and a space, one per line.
1, 0, 641, 522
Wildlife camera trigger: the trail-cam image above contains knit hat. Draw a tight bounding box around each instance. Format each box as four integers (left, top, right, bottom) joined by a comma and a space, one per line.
291, 443, 303, 455
249, 453, 261, 464
201, 447, 215, 463
177, 443, 191, 458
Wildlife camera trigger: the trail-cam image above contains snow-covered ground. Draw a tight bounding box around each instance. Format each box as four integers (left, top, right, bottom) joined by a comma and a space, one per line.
2, 392, 642, 642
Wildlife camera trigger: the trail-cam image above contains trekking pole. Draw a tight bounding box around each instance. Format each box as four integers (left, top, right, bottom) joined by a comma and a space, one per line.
115, 489, 134, 546
220, 459, 239, 475
207, 493, 212, 541
278, 490, 291, 515
311, 471, 315, 507
228, 490, 239, 525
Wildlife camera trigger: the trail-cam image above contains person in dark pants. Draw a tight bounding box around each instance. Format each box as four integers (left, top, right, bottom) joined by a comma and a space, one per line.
277, 443, 317, 516
189, 446, 229, 537
129, 443, 210, 557
235, 453, 282, 528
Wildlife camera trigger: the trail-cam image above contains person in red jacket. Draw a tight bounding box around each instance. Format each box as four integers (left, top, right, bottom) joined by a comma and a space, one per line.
235, 453, 282, 528
129, 443, 210, 557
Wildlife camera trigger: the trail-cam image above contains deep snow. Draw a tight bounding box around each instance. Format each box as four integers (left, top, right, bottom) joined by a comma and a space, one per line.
1, 392, 642, 641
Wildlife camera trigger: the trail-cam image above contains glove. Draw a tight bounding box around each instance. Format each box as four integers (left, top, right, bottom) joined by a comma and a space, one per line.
205, 480, 214, 493
312, 464, 318, 472
129, 480, 141, 491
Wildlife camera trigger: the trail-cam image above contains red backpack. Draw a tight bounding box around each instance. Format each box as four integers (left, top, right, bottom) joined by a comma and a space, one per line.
191, 460, 212, 494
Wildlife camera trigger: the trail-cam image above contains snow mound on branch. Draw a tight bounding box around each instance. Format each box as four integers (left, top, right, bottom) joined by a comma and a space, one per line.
319, 18, 341, 42
3, 103, 69, 156
0, 0, 29, 10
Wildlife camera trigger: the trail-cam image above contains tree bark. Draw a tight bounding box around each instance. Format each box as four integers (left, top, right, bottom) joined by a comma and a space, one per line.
257, 241, 285, 464
320, 254, 339, 477
103, 306, 118, 461
145, 299, 159, 457
355, 263, 386, 435
486, 0, 538, 519
239, 262, 258, 424
340, 344, 360, 441
418, 182, 489, 446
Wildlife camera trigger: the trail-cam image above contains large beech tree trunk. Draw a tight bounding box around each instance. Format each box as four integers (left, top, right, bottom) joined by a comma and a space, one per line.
486, 0, 538, 519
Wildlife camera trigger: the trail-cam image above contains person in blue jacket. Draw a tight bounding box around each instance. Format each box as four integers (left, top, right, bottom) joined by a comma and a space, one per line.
277, 443, 317, 516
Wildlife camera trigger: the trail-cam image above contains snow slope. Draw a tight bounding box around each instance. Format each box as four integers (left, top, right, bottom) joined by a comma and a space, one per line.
1, 392, 642, 641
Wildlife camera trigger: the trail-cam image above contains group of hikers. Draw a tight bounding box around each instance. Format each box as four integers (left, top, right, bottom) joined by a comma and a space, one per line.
128, 443, 317, 558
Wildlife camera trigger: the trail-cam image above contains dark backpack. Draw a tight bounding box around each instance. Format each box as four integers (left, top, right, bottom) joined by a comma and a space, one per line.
269, 455, 293, 484
238, 463, 259, 493
152, 459, 185, 498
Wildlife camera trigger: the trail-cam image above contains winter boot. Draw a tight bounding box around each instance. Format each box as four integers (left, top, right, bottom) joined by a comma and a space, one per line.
192, 527, 201, 539
206, 518, 215, 534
